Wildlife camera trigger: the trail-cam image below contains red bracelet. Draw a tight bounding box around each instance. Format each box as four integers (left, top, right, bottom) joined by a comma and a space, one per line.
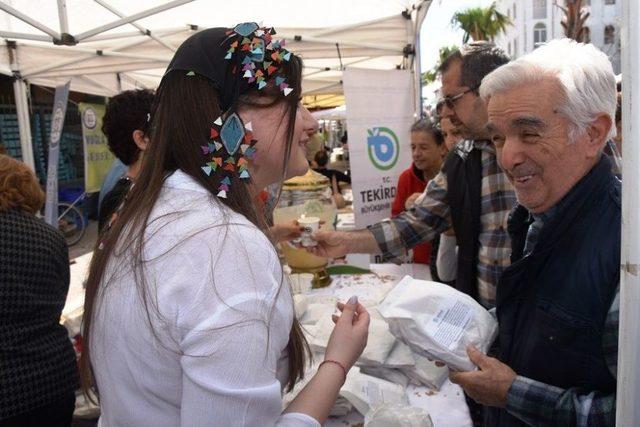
319, 359, 348, 383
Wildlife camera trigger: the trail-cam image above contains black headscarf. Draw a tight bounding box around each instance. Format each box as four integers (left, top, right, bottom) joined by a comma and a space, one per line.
162, 24, 285, 113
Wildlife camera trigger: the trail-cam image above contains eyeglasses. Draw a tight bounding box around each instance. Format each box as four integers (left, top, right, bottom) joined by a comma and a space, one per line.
439, 84, 480, 110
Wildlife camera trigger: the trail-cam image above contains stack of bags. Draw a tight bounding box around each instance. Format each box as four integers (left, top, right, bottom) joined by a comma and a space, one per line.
288, 274, 499, 423
291, 292, 449, 418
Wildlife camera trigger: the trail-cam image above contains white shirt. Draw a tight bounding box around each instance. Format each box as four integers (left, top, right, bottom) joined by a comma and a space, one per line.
91, 170, 319, 427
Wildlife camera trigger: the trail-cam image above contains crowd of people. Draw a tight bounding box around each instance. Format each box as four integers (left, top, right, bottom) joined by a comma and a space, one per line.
0, 19, 625, 427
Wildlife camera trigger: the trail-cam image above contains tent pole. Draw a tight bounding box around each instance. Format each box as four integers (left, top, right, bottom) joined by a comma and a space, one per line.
9, 40, 171, 62
0, 31, 52, 42
56, 0, 69, 35
83, 26, 189, 42
6, 41, 35, 170
94, 0, 176, 51
0, 1, 60, 39
278, 33, 401, 53
74, 0, 194, 42
412, 1, 430, 117
12, 79, 35, 171
616, 0, 640, 424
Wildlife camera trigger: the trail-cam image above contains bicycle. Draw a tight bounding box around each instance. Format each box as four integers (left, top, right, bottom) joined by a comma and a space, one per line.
58, 192, 87, 247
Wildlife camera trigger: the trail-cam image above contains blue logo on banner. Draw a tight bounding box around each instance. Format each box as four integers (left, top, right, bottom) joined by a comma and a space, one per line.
367, 127, 399, 171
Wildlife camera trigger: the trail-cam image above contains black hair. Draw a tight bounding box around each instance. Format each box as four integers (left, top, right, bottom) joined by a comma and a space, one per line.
102, 89, 154, 166
314, 150, 329, 167
438, 41, 510, 91
410, 118, 444, 146
340, 132, 348, 144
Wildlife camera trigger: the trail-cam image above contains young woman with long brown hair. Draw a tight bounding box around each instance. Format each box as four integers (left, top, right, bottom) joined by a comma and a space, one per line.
80, 24, 369, 426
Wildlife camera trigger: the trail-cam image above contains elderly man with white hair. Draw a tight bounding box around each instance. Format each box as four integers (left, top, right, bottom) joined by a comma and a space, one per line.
449, 39, 620, 426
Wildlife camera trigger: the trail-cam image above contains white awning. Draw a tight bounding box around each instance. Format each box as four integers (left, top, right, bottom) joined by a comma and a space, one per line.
0, 0, 431, 99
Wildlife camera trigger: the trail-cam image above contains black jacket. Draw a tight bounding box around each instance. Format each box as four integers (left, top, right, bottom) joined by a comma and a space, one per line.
489, 156, 620, 426
0, 209, 78, 419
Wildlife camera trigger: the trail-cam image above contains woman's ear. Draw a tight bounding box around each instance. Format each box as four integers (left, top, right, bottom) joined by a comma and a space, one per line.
132, 130, 148, 151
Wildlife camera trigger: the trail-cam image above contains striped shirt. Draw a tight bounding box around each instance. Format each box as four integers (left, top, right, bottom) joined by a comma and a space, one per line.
369, 140, 516, 308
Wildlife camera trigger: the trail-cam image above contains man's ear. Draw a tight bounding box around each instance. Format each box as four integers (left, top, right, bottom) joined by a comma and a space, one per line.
584, 114, 612, 158
132, 130, 148, 151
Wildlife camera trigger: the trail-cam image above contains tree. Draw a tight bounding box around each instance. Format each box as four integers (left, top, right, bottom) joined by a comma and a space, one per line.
422, 45, 459, 85
451, 2, 512, 43
555, 0, 590, 42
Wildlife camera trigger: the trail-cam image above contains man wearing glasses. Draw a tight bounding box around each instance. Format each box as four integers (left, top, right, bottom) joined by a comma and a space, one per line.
310, 42, 516, 314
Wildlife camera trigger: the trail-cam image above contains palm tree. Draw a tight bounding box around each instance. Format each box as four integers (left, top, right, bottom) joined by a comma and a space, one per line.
422, 45, 459, 85
451, 2, 512, 43
555, 0, 590, 42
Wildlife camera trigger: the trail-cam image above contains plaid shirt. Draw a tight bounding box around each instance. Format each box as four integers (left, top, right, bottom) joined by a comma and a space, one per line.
369, 140, 516, 308
507, 288, 619, 426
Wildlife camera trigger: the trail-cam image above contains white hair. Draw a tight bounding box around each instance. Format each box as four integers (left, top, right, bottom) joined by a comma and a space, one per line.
480, 38, 617, 141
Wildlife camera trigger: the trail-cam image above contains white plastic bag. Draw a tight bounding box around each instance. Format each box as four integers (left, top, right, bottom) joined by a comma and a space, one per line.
364, 404, 434, 427
310, 316, 396, 366
340, 368, 407, 416
379, 276, 498, 371
400, 354, 449, 389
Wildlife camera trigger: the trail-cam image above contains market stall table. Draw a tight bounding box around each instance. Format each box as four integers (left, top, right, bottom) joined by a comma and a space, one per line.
313, 263, 472, 427
65, 255, 471, 426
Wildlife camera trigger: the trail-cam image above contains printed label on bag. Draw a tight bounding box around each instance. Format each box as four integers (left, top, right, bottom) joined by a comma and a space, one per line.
424, 300, 473, 351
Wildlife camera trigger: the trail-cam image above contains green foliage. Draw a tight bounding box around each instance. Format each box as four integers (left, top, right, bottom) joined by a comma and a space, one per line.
451, 2, 512, 43
422, 45, 459, 85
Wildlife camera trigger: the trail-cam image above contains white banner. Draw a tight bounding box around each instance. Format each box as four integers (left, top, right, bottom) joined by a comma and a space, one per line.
44, 81, 71, 228
343, 69, 414, 228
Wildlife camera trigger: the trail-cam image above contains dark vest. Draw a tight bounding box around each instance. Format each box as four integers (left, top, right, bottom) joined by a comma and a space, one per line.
441, 142, 483, 302
488, 156, 620, 426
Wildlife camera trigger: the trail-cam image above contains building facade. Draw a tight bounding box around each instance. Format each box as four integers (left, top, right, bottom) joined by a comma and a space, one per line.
494, 0, 621, 73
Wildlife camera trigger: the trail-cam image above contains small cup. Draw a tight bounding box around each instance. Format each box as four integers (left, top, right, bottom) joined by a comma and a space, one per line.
298, 216, 320, 247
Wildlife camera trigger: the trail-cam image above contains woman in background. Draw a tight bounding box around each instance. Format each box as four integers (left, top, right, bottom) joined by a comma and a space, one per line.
391, 118, 447, 265
0, 155, 77, 427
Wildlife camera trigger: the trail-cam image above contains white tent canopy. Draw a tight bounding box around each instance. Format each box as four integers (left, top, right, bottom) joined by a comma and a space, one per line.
0, 0, 430, 170
0, 0, 429, 97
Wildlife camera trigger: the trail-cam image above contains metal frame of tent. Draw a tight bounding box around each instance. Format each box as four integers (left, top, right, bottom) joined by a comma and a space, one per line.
0, 0, 431, 171
0, 1, 637, 424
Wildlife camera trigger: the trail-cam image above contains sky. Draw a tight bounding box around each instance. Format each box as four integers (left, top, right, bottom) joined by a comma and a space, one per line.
420, 0, 494, 72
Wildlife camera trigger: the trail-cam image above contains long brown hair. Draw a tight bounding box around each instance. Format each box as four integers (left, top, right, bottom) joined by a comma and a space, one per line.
80, 54, 309, 398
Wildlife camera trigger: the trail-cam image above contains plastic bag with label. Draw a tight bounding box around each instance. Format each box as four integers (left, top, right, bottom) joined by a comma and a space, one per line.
379, 276, 498, 371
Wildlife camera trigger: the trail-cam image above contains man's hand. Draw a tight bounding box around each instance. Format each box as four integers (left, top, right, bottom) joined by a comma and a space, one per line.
404, 192, 422, 211
305, 230, 351, 258
449, 346, 517, 408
